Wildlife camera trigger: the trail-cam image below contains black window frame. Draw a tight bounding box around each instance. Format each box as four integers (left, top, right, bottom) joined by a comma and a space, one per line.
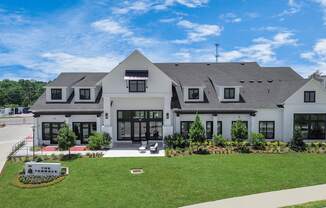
42, 122, 65, 144
217, 121, 222, 135
79, 88, 91, 100
180, 121, 193, 138
129, 80, 146, 92
51, 88, 62, 100
259, 121, 275, 139
206, 121, 213, 139
188, 88, 200, 100
294, 114, 326, 140
224, 88, 235, 99
72, 122, 97, 144
304, 91, 316, 103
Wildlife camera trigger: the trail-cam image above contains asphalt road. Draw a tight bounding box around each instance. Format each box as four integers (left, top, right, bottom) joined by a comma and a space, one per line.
0, 125, 32, 173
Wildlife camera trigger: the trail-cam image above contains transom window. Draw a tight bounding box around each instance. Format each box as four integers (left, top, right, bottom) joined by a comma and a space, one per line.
259, 121, 275, 139
79, 88, 91, 100
188, 88, 199, 100
224, 88, 235, 99
304, 91, 315, 103
51, 88, 62, 100
294, 114, 326, 140
129, 80, 146, 92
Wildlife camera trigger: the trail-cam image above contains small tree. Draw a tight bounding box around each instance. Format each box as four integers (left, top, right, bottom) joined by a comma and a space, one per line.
57, 124, 76, 157
289, 127, 306, 152
251, 132, 266, 150
231, 120, 248, 141
88, 132, 112, 150
189, 114, 205, 143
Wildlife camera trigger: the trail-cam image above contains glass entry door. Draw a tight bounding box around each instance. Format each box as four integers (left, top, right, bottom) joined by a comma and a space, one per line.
133, 121, 147, 142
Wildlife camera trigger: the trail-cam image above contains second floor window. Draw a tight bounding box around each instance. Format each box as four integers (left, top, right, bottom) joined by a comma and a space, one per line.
51, 88, 62, 100
304, 91, 315, 103
129, 80, 146, 92
79, 88, 91, 100
224, 88, 235, 99
188, 88, 199, 100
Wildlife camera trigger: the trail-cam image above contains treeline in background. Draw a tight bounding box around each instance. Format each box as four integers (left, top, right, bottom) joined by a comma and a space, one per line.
0, 79, 47, 107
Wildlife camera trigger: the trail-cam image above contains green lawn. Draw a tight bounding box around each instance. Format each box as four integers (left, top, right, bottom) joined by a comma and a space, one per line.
2, 154, 326, 208
285, 200, 326, 208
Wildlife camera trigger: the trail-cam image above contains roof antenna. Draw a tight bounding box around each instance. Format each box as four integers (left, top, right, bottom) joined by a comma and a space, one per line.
215, 43, 219, 63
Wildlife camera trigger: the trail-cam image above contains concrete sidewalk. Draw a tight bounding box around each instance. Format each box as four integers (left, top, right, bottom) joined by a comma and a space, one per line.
181, 184, 326, 208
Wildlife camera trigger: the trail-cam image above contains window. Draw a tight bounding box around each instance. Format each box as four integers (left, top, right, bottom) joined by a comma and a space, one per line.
304, 91, 315, 103
224, 88, 235, 99
72, 122, 97, 144
181, 121, 193, 138
79, 88, 91, 100
129, 80, 146, 92
51, 89, 62, 100
206, 121, 213, 139
259, 121, 275, 139
188, 88, 199, 100
42, 122, 65, 144
294, 114, 326, 140
217, 121, 222, 135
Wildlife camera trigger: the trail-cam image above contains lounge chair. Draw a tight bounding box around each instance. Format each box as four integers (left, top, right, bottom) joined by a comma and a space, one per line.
139, 142, 147, 153
150, 142, 158, 153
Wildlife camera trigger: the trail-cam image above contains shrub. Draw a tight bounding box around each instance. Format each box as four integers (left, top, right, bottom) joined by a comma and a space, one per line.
213, 134, 227, 147
164, 133, 188, 149
289, 127, 306, 152
251, 132, 266, 150
87, 132, 111, 150
231, 121, 248, 141
234, 141, 251, 153
189, 114, 205, 143
58, 123, 77, 157
18, 175, 60, 184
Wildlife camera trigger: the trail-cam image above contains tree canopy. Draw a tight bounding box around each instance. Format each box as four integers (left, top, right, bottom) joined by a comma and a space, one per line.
0, 79, 47, 107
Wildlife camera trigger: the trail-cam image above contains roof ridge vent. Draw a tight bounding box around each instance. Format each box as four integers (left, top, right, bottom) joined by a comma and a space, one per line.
206, 63, 210, 66
257, 80, 263, 83
240, 80, 245, 83
249, 80, 255, 83
240, 63, 245, 66
175, 63, 179, 66
267, 80, 273, 83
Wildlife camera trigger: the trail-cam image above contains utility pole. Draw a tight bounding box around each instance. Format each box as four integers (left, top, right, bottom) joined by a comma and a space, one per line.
215, 43, 219, 63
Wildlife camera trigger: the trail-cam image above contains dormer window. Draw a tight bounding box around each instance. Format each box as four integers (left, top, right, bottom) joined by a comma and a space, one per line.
188, 88, 199, 100
79, 88, 91, 100
304, 91, 315, 103
129, 80, 146, 92
224, 88, 235, 99
51, 89, 62, 100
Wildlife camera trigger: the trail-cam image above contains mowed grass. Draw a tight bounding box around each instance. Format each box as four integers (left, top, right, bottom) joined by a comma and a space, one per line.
1, 154, 326, 208
285, 200, 326, 208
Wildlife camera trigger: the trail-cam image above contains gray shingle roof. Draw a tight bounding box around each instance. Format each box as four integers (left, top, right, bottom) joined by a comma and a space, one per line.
47, 72, 108, 87
155, 62, 306, 109
31, 62, 308, 113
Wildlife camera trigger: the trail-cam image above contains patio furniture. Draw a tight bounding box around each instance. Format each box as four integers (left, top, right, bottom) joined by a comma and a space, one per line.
150, 142, 158, 153
139, 142, 147, 153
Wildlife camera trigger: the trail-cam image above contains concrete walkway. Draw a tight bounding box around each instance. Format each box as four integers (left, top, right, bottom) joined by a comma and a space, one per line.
0, 125, 32, 173
181, 184, 326, 208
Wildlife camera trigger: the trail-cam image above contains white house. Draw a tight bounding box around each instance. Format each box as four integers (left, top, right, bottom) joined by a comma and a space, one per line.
31, 50, 326, 146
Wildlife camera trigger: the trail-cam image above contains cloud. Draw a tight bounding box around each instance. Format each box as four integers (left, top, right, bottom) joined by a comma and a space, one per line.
300, 39, 326, 74
315, 0, 326, 24
112, 0, 209, 14
277, 0, 301, 17
218, 32, 298, 64
220, 13, 242, 23
91, 19, 133, 36
173, 20, 222, 44
41, 52, 122, 73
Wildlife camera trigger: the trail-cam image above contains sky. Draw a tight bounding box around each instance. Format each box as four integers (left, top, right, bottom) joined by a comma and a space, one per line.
0, 0, 325, 81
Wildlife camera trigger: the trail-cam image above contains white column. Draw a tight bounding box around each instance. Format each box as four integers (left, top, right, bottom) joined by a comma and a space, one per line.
163, 96, 173, 137
249, 113, 255, 139
96, 114, 101, 132
33, 116, 39, 146
65, 115, 71, 128
175, 114, 180, 134
103, 96, 113, 136
213, 114, 218, 135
